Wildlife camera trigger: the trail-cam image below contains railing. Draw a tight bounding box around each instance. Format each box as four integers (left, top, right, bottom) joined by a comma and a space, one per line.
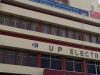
30, 0, 89, 16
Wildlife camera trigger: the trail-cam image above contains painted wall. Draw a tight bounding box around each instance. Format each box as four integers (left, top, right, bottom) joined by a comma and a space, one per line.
69, 0, 99, 12
0, 64, 44, 75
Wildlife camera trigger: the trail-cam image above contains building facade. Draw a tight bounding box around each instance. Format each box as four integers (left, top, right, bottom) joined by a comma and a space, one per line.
0, 0, 100, 75
69, 0, 99, 11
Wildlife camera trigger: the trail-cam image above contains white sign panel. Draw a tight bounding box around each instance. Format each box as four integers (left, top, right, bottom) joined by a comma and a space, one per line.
0, 35, 100, 61
32, 40, 100, 61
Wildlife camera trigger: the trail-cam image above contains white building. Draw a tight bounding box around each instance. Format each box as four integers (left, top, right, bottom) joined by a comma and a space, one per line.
0, 0, 100, 75
69, 0, 99, 11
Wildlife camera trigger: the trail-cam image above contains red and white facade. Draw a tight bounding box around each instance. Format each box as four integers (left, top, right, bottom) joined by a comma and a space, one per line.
0, 0, 100, 75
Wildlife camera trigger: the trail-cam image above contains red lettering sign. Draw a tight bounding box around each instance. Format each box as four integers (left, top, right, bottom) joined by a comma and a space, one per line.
90, 11, 100, 19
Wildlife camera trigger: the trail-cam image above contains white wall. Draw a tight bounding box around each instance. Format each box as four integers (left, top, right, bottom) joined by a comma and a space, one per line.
69, 0, 99, 11
0, 64, 44, 75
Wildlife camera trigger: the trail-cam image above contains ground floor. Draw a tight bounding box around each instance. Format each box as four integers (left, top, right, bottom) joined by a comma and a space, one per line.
0, 47, 99, 75
0, 73, 25, 75
0, 34, 99, 75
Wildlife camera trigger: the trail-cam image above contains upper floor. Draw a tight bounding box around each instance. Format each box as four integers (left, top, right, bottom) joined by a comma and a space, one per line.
1, 0, 100, 27
0, 2, 100, 50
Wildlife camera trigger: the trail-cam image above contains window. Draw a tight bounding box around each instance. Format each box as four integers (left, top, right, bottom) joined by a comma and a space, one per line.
0, 15, 5, 24
16, 52, 27, 66
51, 26, 58, 35
96, 62, 100, 75
74, 59, 82, 72
27, 53, 37, 67
6, 51, 15, 64
1, 15, 100, 45
31, 23, 42, 32
42, 24, 50, 34
75, 31, 82, 40
51, 56, 62, 70
31, 22, 38, 31
66, 58, 82, 72
84, 33, 91, 42
9, 18, 18, 27
19, 21, 27, 29
41, 54, 50, 68
87, 61, 96, 74
14, 19, 20, 28
36, 23, 43, 32
25, 22, 31, 30
66, 58, 74, 71
59, 28, 67, 37
21, 21, 31, 30
68, 30, 75, 39
3, 16, 10, 26
97, 36, 100, 44
41, 54, 62, 70
91, 34, 97, 43
0, 49, 4, 63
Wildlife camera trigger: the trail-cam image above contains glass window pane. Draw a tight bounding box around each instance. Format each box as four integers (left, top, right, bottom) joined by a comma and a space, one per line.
0, 15, 5, 25
20, 21, 27, 29
42, 54, 50, 58
51, 55, 61, 60
41, 57, 50, 68
41, 54, 50, 68
20, 21, 31, 30
91, 34, 97, 43
27, 53, 37, 67
98, 36, 100, 44
6, 51, 15, 64
75, 31, 81, 40
14, 19, 20, 28
68, 30, 75, 39
75, 62, 82, 72
9, 18, 17, 27
88, 65, 96, 74
36, 24, 43, 32
59, 28, 67, 37
42, 25, 50, 34
97, 66, 100, 74
51, 26, 58, 35
25, 22, 31, 30
51, 59, 62, 70
0, 49, 4, 63
66, 61, 74, 71
16, 52, 27, 66
28, 54, 37, 67
87, 61, 96, 74
31, 22, 37, 31
3, 16, 10, 26
87, 61, 95, 64
84, 33, 90, 42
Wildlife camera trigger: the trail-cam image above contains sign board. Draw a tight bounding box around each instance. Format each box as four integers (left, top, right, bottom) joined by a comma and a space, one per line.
0, 35, 99, 61
32, 40, 100, 61
90, 10, 100, 19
